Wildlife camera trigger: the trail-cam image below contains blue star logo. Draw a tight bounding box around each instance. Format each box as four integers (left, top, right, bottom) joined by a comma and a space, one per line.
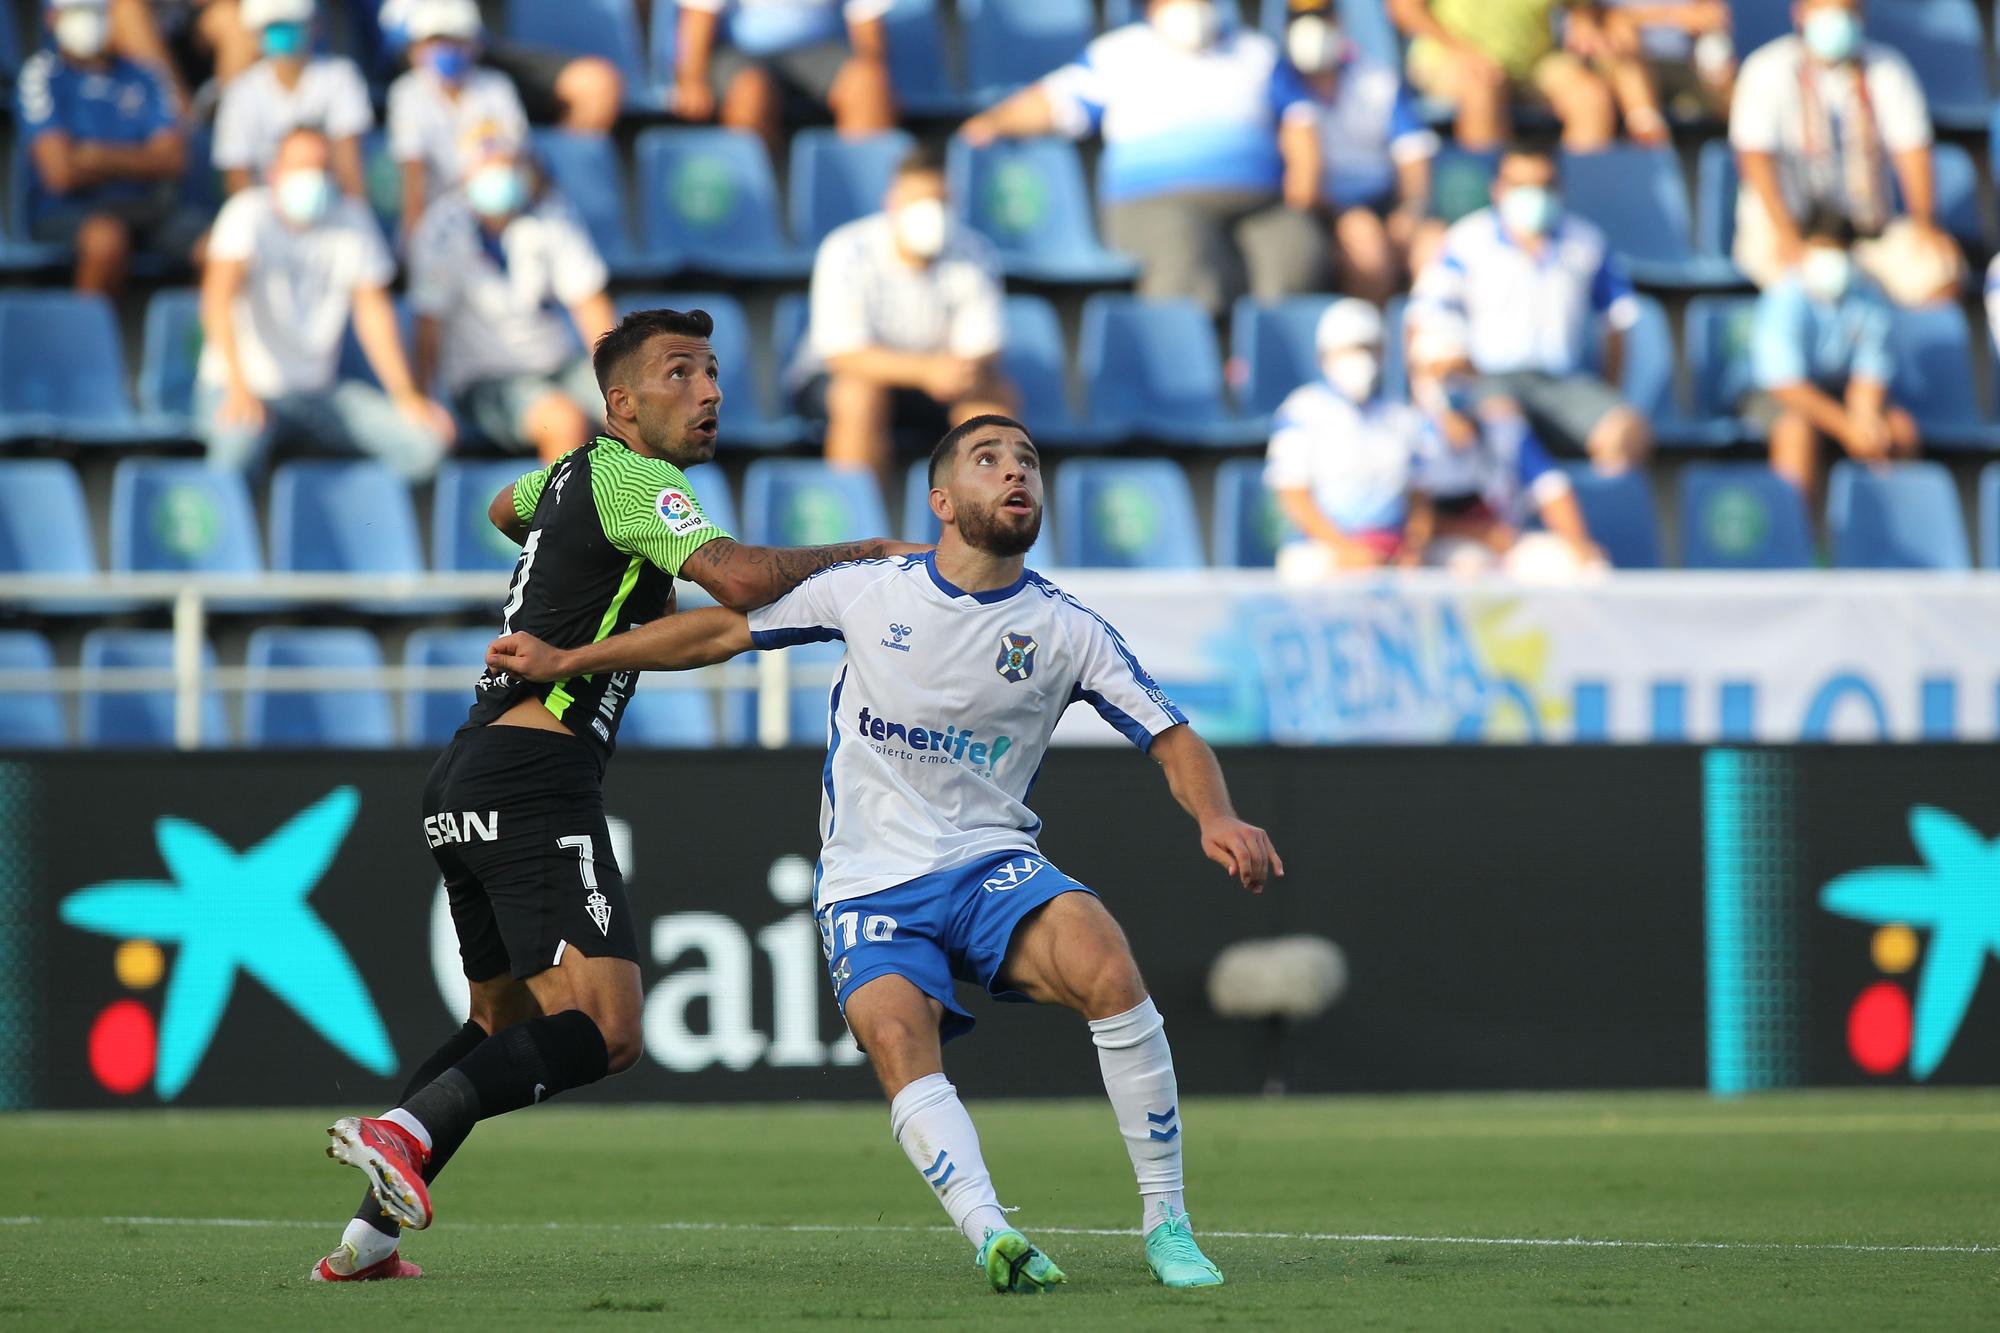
1821, 806, 2000, 1080
59, 786, 397, 1100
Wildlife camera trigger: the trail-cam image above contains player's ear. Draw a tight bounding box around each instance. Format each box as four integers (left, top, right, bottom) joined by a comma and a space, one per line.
603, 381, 633, 424
929, 486, 953, 526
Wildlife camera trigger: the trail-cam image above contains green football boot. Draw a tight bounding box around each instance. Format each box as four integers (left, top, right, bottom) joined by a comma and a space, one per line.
975, 1227, 1067, 1294
1145, 1206, 1224, 1288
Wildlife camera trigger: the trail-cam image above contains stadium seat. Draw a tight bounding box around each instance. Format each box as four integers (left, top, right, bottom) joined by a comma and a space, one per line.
1977, 463, 2000, 568
138, 288, 202, 422
1103, 0, 1242, 25
1888, 303, 1999, 450
961, 0, 1095, 101
244, 627, 398, 749
1053, 459, 1205, 569
947, 137, 1138, 284
0, 459, 96, 580
1211, 456, 1291, 569
1559, 146, 1739, 287
433, 459, 537, 572
1560, 465, 1662, 569
1683, 295, 1761, 444
1727, 0, 1790, 53
901, 458, 1059, 565
532, 129, 640, 275
0, 631, 65, 748
1231, 296, 1334, 423
1697, 139, 1986, 258
616, 290, 801, 447
1692, 140, 1739, 270
788, 128, 916, 247
633, 128, 810, 278
1592, 292, 1691, 442
1678, 463, 1815, 570
883, 0, 970, 116
1, 138, 74, 273
0, 291, 180, 443
79, 630, 227, 749
269, 461, 431, 612
1827, 461, 1970, 570
682, 462, 740, 536
1429, 146, 1499, 226
741, 459, 892, 546
621, 684, 722, 748
504, 0, 652, 108
995, 292, 1107, 446
109, 459, 263, 576
1079, 295, 1263, 446
403, 627, 490, 747
1870, 0, 1990, 131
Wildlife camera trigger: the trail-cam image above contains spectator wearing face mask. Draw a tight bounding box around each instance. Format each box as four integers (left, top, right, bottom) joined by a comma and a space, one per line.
1264, 299, 1432, 581
408, 136, 616, 465
1746, 206, 1915, 508
672, 0, 895, 162
1389, 0, 1617, 151
1284, 1, 1441, 305
790, 146, 1014, 492
212, 0, 373, 198
197, 126, 455, 478
1730, 0, 1961, 305
1410, 142, 1650, 475
17, 0, 196, 297
386, 0, 529, 242
376, 0, 622, 135
1406, 322, 1605, 579
961, 0, 1324, 318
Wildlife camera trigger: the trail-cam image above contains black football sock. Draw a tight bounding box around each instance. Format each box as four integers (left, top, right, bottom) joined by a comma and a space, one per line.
355, 1020, 487, 1238
397, 1010, 611, 1170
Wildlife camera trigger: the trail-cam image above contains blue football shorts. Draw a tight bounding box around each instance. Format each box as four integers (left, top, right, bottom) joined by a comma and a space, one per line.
815, 850, 1096, 1045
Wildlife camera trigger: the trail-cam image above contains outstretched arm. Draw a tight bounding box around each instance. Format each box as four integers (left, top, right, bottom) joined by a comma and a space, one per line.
676, 536, 924, 612
487, 607, 753, 680
1149, 724, 1284, 894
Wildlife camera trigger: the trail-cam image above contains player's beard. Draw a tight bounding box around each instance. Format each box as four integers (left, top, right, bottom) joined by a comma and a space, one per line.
957, 496, 1040, 557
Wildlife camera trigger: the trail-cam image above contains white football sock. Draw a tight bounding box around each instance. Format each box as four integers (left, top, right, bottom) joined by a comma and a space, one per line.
1089, 997, 1188, 1234
380, 1107, 433, 1153
340, 1216, 399, 1268
890, 1073, 1010, 1249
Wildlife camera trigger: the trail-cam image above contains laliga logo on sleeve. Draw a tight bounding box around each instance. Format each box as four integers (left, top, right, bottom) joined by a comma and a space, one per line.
995, 632, 1037, 683
657, 488, 707, 536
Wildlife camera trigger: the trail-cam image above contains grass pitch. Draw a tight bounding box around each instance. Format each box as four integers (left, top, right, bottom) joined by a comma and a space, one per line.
2, 1091, 1996, 1330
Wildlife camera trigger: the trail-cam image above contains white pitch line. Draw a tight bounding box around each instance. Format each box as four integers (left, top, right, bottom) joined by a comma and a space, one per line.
4, 1215, 1992, 1256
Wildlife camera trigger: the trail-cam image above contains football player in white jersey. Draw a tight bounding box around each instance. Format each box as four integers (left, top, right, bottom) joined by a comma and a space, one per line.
488, 416, 1283, 1293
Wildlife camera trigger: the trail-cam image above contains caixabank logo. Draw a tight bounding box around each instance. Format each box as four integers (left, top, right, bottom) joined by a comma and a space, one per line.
58, 786, 397, 1100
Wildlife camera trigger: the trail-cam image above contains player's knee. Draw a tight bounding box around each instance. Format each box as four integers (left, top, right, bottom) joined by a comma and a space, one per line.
1082, 954, 1148, 1018
596, 1014, 644, 1074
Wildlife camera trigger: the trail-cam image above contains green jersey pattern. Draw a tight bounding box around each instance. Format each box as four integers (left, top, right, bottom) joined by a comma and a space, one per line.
465, 436, 730, 763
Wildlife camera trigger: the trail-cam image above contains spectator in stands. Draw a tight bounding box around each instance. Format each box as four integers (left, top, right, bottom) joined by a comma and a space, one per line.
387, 0, 530, 244
1264, 299, 1431, 581
1388, 0, 1616, 150
408, 134, 615, 465
1746, 206, 1915, 507
1596, 1, 1734, 137
1284, 1, 1442, 305
791, 146, 1014, 490
197, 126, 454, 479
213, 0, 373, 198
961, 0, 1323, 318
672, 0, 895, 160
1730, 0, 1962, 305
1410, 142, 1650, 474
1406, 322, 1606, 579
18, 0, 197, 297
378, 0, 622, 134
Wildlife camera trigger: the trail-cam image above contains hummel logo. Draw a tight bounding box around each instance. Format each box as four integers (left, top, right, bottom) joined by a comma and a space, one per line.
880, 622, 914, 652
586, 888, 612, 935
981, 856, 1046, 894
1146, 1106, 1180, 1143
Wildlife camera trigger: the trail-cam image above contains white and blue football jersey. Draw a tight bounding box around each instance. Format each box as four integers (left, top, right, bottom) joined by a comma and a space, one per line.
745, 553, 1187, 908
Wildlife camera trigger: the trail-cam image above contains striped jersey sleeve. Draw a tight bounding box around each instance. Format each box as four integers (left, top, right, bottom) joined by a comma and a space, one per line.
591, 451, 731, 576
511, 465, 551, 523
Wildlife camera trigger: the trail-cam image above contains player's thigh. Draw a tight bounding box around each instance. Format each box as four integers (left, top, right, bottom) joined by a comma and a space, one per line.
843, 973, 947, 1094
997, 890, 1146, 1017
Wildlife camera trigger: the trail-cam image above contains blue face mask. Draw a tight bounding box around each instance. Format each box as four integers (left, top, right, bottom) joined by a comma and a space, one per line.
423, 43, 471, 83
1441, 376, 1482, 416
261, 21, 308, 58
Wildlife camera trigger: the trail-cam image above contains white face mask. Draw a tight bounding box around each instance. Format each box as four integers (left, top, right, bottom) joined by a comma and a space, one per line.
1799, 246, 1853, 303
274, 168, 334, 227
54, 7, 109, 59
1499, 184, 1559, 238
892, 197, 948, 259
1286, 15, 1343, 75
1153, 0, 1219, 53
1802, 8, 1862, 64
1325, 349, 1381, 404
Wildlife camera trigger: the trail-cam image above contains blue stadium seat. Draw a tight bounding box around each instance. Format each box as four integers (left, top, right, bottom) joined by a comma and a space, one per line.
1871, 0, 1990, 131
269, 461, 430, 612
0, 291, 179, 443
741, 459, 892, 546
883, 0, 970, 116
1559, 146, 1739, 287
1679, 463, 1815, 570
996, 292, 1106, 446
621, 684, 722, 748
1699, 138, 1986, 257
1977, 463, 2000, 568
1728, 0, 1790, 53
1430, 146, 1499, 225
1692, 140, 1739, 268
947, 137, 1138, 284
788, 128, 915, 246
1104, 0, 1242, 24
504, 0, 652, 108
1828, 461, 1970, 570
1684, 295, 1761, 443
681, 462, 740, 536
110, 459, 263, 575
138, 288, 202, 422
0, 459, 96, 580
2, 137, 75, 274
616, 290, 801, 447
0, 631, 65, 748
403, 627, 490, 747
1212, 456, 1291, 569
1231, 296, 1333, 423
961, 0, 1095, 101
633, 128, 810, 278
1889, 302, 2000, 449
1560, 465, 1661, 568
433, 459, 536, 572
901, 458, 1059, 564
1080, 295, 1263, 446
79, 630, 227, 749
531, 129, 640, 275
244, 627, 397, 748
1053, 459, 1205, 569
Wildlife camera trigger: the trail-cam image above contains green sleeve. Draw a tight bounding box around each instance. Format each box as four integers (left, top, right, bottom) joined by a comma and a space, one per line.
512, 467, 551, 524
594, 455, 733, 576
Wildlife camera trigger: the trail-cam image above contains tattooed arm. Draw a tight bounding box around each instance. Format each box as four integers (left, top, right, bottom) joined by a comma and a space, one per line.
675, 536, 925, 612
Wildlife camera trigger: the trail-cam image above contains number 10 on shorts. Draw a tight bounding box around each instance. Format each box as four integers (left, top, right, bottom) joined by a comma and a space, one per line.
817, 909, 899, 958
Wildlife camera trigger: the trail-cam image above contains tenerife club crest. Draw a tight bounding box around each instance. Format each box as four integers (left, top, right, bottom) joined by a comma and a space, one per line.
995, 632, 1038, 683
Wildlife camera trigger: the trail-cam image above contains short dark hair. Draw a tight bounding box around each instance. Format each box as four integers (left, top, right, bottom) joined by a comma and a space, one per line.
592, 307, 715, 395
929, 414, 1032, 486
1499, 135, 1560, 171
895, 143, 949, 181
1800, 204, 1858, 248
